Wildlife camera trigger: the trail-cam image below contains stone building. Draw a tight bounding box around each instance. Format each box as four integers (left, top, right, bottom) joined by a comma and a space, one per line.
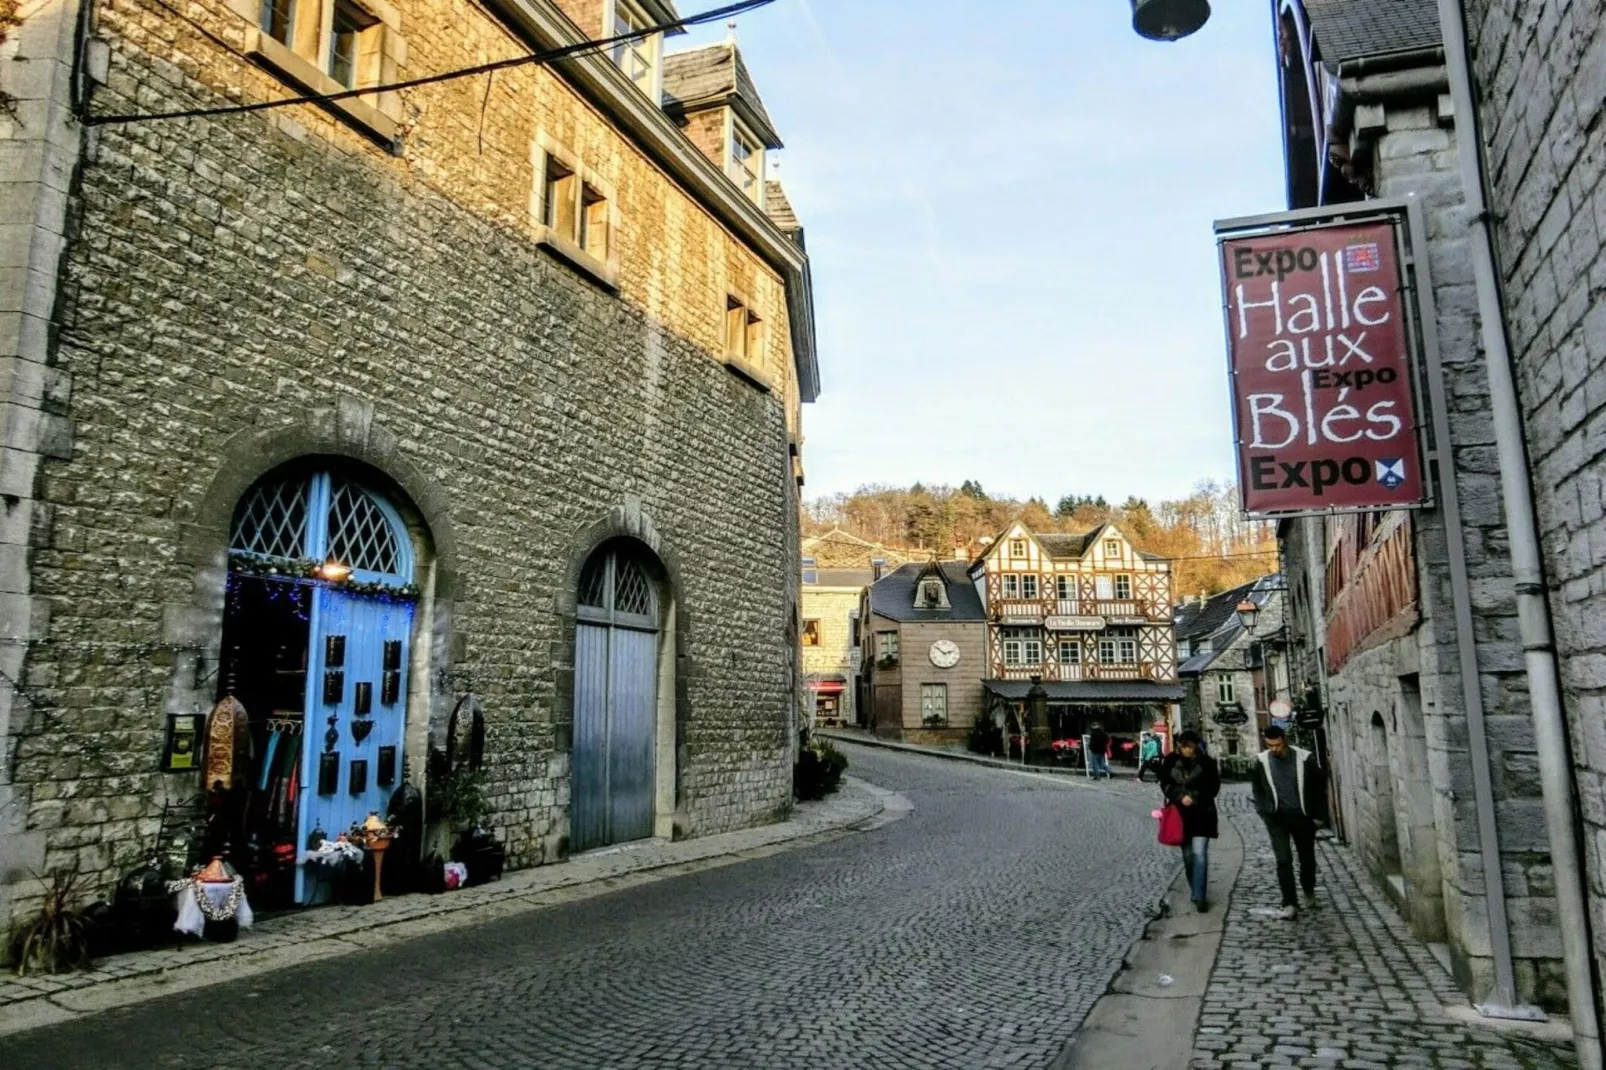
1462, 0, 1606, 1036
1266, 0, 1560, 1010
1175, 577, 1288, 775
858, 561, 987, 745
0, 0, 818, 920
800, 530, 918, 729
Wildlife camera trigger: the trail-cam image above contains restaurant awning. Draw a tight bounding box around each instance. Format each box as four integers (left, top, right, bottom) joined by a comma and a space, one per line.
808, 677, 846, 694
982, 680, 1184, 703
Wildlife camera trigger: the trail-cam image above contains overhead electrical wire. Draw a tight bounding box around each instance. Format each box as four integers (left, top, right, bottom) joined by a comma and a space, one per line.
84, 0, 778, 128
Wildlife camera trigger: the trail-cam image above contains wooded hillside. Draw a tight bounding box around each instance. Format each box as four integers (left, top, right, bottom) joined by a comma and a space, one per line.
803, 480, 1276, 599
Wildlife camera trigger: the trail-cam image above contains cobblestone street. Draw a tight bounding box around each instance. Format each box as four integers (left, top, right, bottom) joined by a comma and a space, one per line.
1192, 794, 1576, 1070
0, 744, 1175, 1070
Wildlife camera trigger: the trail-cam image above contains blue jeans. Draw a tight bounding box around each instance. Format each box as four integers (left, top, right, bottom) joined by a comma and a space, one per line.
1088, 753, 1110, 778
1181, 836, 1210, 902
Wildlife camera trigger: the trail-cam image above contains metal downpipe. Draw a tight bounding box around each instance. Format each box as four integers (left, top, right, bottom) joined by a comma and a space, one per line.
1435, 1, 1604, 1065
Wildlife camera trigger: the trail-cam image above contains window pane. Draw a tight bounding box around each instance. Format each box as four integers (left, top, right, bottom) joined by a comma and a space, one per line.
1022, 575, 1038, 599
262, 0, 295, 45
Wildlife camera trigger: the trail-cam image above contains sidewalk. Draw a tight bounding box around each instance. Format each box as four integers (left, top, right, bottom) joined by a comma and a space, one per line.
1192, 793, 1576, 1069
0, 776, 902, 1037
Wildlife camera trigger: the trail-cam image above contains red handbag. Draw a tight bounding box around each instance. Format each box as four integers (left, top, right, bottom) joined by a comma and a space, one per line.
1157, 803, 1185, 847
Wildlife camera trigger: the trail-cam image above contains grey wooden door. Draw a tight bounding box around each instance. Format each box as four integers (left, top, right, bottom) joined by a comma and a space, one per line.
572, 545, 659, 852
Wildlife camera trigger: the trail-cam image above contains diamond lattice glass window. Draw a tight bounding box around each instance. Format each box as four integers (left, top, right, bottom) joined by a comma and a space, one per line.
614, 557, 653, 617
231, 477, 310, 560
327, 478, 403, 577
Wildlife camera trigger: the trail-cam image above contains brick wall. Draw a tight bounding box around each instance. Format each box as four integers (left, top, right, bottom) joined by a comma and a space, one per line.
0, 0, 810, 915
1465, 0, 1606, 1011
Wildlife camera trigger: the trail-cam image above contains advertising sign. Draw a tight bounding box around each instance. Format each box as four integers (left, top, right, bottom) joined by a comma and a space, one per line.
1219, 219, 1426, 516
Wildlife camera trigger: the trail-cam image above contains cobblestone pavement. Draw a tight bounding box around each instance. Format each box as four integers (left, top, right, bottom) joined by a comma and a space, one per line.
1194, 793, 1576, 1070
0, 744, 1176, 1070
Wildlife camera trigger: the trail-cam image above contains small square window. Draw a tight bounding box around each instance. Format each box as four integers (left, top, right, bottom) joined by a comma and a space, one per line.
1058, 641, 1081, 664
1010, 539, 1026, 557
328, 0, 380, 90
1104, 539, 1121, 557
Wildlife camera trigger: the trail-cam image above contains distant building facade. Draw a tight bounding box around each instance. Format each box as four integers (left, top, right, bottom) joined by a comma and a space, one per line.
970, 524, 1180, 755
1175, 578, 1289, 775
858, 562, 987, 744
800, 531, 917, 730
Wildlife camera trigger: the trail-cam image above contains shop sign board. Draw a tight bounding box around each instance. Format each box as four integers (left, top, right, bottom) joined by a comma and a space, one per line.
1045, 615, 1106, 632
1217, 215, 1428, 517
1214, 707, 1250, 727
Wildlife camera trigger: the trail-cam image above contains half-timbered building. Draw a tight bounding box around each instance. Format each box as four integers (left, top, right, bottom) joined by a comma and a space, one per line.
970, 524, 1180, 757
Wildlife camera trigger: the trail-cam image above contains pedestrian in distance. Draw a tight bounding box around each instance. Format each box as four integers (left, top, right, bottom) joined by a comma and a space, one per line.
1137, 732, 1163, 782
1087, 723, 1111, 780
1158, 730, 1220, 912
1252, 724, 1329, 919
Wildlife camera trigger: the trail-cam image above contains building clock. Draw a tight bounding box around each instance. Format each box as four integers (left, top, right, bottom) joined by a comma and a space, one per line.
929, 640, 961, 669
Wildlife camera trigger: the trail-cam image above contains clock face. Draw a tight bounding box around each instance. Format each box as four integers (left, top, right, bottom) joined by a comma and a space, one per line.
929, 640, 961, 669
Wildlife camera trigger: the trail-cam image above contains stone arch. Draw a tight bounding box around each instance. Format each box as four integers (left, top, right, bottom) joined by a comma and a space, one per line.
159, 400, 462, 802
1369, 710, 1403, 876
555, 500, 689, 846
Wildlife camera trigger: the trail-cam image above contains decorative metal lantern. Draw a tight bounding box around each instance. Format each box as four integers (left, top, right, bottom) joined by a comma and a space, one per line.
1131, 0, 1211, 41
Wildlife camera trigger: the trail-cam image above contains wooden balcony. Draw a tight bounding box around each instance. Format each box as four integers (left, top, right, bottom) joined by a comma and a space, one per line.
990, 598, 1168, 623
994, 662, 1172, 684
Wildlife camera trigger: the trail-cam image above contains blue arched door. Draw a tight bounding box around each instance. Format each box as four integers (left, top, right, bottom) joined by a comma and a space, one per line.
230, 471, 417, 903
572, 543, 660, 852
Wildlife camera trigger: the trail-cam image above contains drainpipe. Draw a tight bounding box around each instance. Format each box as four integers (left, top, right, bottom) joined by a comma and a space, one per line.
1436, 1, 1603, 1065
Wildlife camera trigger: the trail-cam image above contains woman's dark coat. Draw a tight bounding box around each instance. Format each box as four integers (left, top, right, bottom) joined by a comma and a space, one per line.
1158, 751, 1221, 840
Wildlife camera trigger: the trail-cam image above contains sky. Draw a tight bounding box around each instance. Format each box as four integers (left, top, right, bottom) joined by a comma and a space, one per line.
679, 0, 1289, 505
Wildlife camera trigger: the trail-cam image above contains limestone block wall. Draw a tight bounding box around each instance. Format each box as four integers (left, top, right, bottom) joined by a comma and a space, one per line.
1465, 0, 1606, 1015
1, 0, 810, 917
801, 585, 861, 723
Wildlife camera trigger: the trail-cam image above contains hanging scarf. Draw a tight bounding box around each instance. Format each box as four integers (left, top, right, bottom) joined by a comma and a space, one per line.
203, 696, 251, 791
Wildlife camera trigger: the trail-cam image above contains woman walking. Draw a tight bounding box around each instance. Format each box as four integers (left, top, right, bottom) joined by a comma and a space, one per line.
1158, 730, 1221, 912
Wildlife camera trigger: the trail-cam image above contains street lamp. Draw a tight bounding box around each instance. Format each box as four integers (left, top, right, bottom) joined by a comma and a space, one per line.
1131, 0, 1211, 42
1235, 598, 1259, 632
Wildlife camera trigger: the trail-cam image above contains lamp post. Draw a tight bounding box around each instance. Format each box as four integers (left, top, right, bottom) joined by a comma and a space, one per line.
1130, 0, 1211, 42
1025, 675, 1049, 766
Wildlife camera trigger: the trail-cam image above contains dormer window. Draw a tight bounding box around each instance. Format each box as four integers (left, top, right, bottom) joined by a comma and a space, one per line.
1009, 539, 1026, 558
1104, 539, 1121, 557
608, 0, 661, 97
728, 118, 764, 205
921, 581, 942, 606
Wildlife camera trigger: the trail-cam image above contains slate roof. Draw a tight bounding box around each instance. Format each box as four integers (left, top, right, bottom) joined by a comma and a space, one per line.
1174, 579, 1259, 642
812, 568, 873, 588
661, 43, 783, 147
982, 680, 1186, 703
869, 562, 986, 623
764, 180, 801, 236
1304, 0, 1442, 65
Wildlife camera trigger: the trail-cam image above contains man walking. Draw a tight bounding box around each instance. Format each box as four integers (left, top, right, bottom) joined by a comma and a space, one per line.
1087, 723, 1110, 780
1252, 725, 1327, 919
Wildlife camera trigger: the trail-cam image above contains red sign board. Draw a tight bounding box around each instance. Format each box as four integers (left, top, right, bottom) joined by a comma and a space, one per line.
1220, 220, 1426, 516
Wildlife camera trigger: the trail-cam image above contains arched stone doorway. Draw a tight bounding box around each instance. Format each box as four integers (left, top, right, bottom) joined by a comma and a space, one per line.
1369, 710, 1403, 877
217, 462, 429, 905
572, 539, 669, 852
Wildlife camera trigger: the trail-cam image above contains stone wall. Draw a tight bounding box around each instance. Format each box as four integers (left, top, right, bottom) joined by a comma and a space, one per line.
1465, 0, 1606, 1014
1, 0, 809, 917
1280, 92, 1563, 1008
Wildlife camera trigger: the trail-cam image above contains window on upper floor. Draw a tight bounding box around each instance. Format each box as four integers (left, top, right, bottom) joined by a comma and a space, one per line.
1001, 574, 1020, 599
1056, 574, 1075, 601
1058, 640, 1081, 665
1118, 638, 1138, 664
1010, 539, 1027, 558
723, 296, 769, 388
1002, 628, 1042, 666
532, 140, 619, 287
1218, 676, 1237, 704
328, 0, 381, 89
920, 580, 942, 606
1098, 637, 1116, 662
801, 619, 821, 647
608, 0, 660, 95
728, 119, 764, 205
801, 557, 818, 585
1021, 575, 1039, 600
877, 631, 900, 662
261, 0, 295, 45
1104, 539, 1121, 557
1095, 574, 1114, 600
1115, 574, 1132, 600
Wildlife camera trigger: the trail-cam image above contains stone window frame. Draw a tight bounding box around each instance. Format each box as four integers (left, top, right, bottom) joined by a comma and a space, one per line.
721, 290, 773, 392
227, 0, 406, 145
1217, 675, 1237, 704
530, 133, 622, 291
